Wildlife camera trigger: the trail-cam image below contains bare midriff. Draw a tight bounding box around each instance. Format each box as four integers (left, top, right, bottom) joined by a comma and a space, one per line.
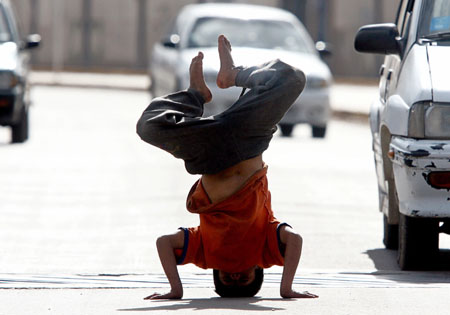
201, 155, 264, 204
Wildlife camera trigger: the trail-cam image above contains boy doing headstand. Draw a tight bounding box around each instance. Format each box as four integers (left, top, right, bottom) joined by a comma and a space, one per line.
137, 35, 318, 299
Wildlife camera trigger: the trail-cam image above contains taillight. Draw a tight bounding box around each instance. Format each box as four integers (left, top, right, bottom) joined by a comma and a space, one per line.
0, 98, 10, 107
427, 172, 450, 189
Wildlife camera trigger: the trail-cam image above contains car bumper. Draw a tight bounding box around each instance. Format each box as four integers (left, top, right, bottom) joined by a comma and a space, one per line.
390, 136, 450, 218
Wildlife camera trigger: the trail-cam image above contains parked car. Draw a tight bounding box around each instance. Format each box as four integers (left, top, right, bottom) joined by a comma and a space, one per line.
0, 0, 40, 143
149, 3, 332, 138
355, 0, 450, 270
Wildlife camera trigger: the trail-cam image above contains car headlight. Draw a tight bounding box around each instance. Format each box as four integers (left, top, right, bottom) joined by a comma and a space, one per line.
408, 101, 450, 139
0, 72, 19, 89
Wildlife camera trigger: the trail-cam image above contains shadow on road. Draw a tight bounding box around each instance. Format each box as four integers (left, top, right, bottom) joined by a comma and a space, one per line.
366, 248, 450, 271
365, 248, 400, 271
118, 297, 288, 312
364, 248, 450, 285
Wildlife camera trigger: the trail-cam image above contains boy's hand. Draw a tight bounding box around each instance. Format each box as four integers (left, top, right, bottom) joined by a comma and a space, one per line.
279, 226, 319, 299
147, 230, 185, 300
144, 290, 183, 300
280, 289, 318, 299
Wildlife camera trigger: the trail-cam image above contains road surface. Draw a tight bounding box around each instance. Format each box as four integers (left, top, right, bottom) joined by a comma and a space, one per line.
1, 85, 449, 314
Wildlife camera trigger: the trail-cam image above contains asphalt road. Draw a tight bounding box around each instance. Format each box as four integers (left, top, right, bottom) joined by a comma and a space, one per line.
1, 86, 450, 314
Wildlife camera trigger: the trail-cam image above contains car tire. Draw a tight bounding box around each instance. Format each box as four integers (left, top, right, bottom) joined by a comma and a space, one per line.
11, 107, 29, 143
279, 124, 294, 137
398, 213, 439, 270
383, 214, 398, 250
312, 125, 326, 138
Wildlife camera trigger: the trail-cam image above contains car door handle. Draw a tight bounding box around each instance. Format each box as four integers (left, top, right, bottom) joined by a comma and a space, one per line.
387, 69, 393, 81
379, 65, 385, 76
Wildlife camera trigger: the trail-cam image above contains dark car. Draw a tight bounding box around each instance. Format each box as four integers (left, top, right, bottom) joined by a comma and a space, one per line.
0, 0, 40, 143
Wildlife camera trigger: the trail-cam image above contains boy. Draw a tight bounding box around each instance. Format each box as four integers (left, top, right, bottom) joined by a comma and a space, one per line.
137, 35, 317, 299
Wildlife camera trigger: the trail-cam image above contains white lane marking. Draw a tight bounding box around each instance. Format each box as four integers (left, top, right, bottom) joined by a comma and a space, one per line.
1, 271, 450, 289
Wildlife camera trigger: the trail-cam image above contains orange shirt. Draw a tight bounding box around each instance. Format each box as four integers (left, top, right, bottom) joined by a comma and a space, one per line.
175, 166, 287, 273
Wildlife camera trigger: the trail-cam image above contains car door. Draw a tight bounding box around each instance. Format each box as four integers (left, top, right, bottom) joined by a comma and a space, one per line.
374, 0, 416, 219
384, 0, 416, 102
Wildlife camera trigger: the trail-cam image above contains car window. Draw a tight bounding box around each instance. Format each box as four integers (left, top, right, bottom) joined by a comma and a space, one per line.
396, 0, 410, 32
396, 0, 415, 38
187, 17, 314, 54
0, 5, 12, 42
418, 0, 450, 37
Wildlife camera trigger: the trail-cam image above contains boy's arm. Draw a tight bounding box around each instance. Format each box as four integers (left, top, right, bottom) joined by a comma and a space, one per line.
279, 225, 318, 299
144, 230, 185, 300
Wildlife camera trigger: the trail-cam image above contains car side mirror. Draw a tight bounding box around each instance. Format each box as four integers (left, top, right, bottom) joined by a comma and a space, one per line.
315, 41, 332, 58
354, 23, 401, 55
22, 34, 41, 50
161, 34, 180, 49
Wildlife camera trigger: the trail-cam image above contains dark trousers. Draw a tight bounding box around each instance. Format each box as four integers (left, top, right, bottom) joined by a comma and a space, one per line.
137, 59, 306, 174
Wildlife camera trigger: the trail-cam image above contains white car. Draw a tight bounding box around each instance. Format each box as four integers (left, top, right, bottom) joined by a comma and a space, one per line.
355, 0, 450, 270
149, 3, 332, 138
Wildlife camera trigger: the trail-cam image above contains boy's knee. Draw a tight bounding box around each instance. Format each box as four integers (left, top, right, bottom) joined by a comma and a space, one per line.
282, 63, 306, 91
136, 112, 169, 148
294, 69, 306, 90
270, 59, 306, 94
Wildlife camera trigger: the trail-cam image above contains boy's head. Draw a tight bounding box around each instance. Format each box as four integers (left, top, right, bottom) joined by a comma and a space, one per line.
213, 266, 263, 297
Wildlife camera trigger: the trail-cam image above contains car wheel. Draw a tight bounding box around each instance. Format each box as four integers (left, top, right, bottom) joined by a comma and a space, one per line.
11, 107, 29, 143
312, 125, 326, 138
279, 124, 294, 137
398, 213, 439, 270
383, 214, 398, 250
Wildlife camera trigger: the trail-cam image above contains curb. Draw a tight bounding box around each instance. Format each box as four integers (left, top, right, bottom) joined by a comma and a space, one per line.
31, 81, 148, 92
29, 72, 371, 121
332, 109, 369, 122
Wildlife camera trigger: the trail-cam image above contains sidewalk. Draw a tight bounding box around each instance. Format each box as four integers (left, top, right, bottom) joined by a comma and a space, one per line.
330, 81, 377, 118
29, 71, 151, 92
29, 71, 377, 118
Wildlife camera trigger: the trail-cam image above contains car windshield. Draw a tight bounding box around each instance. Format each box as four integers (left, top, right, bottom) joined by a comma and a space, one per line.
0, 6, 12, 42
187, 17, 314, 53
418, 0, 450, 39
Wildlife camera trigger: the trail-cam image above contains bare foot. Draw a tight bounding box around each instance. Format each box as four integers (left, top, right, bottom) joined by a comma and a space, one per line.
217, 35, 240, 89
189, 52, 212, 103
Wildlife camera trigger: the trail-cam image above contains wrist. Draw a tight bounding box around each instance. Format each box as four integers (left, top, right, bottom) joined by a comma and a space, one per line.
171, 283, 183, 295
280, 285, 292, 292
280, 282, 292, 293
